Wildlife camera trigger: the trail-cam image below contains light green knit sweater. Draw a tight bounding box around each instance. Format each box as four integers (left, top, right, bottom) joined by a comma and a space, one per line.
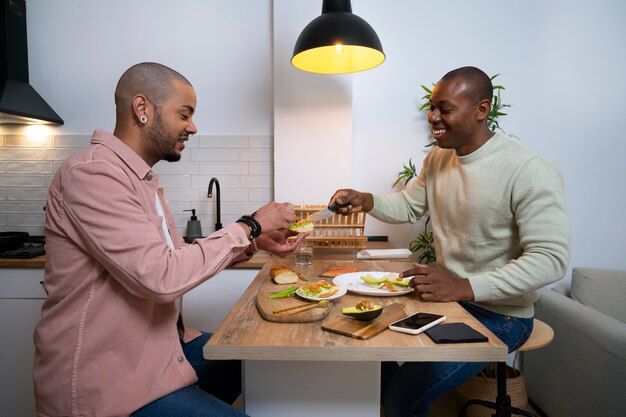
370, 133, 570, 318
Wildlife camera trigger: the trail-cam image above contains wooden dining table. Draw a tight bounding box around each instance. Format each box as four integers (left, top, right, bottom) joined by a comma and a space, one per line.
203, 259, 507, 417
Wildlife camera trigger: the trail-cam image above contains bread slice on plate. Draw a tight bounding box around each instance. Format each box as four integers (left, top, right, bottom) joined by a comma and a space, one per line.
270, 265, 300, 284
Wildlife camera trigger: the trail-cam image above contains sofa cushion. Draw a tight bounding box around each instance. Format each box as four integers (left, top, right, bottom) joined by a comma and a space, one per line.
571, 267, 626, 324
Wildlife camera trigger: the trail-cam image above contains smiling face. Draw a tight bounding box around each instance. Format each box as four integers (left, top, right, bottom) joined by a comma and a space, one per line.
428, 76, 493, 156
144, 80, 197, 164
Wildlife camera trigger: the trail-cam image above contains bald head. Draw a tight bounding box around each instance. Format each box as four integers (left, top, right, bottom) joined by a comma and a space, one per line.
114, 62, 192, 119
440, 66, 493, 105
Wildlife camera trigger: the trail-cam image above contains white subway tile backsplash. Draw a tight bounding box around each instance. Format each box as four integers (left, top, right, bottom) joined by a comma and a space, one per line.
45, 148, 78, 161
5, 135, 53, 148
248, 188, 273, 201
157, 174, 192, 188
198, 135, 249, 148
220, 188, 249, 202
249, 161, 272, 175
7, 214, 45, 227
240, 148, 272, 162
199, 162, 249, 175
219, 201, 242, 215
184, 136, 200, 148
161, 188, 201, 202
178, 148, 192, 162
241, 175, 272, 188
0, 134, 274, 236
192, 174, 240, 189
6, 161, 54, 174
6, 188, 48, 201
186, 201, 215, 215
249, 135, 273, 148
241, 201, 271, 215
0, 175, 47, 187
221, 214, 241, 226
0, 148, 44, 160
0, 201, 46, 213
165, 201, 194, 213
191, 148, 240, 162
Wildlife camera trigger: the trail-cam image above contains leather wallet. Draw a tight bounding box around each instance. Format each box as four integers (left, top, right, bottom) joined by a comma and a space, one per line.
425, 322, 488, 344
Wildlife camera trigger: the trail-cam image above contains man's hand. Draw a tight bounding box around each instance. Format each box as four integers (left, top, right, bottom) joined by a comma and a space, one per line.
256, 230, 307, 257
252, 202, 295, 233
328, 189, 374, 214
400, 263, 475, 302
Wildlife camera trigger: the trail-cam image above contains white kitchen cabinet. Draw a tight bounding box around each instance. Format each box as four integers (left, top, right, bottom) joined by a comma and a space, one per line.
183, 268, 258, 333
0, 266, 257, 415
0, 268, 45, 417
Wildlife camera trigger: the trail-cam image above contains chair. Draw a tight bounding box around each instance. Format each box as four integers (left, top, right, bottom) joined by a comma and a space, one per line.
525, 268, 626, 417
458, 319, 554, 417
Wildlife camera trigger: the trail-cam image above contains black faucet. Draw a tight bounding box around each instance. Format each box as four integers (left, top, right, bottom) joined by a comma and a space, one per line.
207, 177, 222, 230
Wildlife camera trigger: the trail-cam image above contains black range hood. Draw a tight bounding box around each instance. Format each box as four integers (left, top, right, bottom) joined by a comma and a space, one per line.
0, 0, 63, 125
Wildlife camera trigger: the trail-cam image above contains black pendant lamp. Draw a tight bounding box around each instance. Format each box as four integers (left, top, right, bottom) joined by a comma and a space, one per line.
292, 0, 385, 74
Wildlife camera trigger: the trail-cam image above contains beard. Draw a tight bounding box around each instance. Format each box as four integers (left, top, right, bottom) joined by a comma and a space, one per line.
149, 110, 182, 162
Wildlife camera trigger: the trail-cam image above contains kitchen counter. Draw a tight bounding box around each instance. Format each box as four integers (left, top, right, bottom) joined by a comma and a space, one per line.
0, 256, 45, 269
0, 241, 394, 269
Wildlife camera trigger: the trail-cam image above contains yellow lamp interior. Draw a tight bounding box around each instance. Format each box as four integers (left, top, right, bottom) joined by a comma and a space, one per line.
292, 44, 385, 74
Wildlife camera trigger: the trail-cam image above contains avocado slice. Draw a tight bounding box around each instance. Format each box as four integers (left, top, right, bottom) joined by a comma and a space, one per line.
341, 304, 383, 321
360, 275, 388, 285
390, 277, 411, 287
288, 220, 314, 233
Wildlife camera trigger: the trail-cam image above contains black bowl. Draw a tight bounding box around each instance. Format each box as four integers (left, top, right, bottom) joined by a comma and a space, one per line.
0, 232, 29, 252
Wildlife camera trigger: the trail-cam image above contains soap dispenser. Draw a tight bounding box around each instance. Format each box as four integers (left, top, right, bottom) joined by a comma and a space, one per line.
183, 209, 203, 243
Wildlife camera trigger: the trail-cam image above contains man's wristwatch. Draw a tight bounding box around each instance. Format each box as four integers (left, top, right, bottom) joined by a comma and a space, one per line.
236, 214, 262, 240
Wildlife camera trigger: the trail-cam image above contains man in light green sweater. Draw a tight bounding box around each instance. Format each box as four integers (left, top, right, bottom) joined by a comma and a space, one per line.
329, 66, 570, 417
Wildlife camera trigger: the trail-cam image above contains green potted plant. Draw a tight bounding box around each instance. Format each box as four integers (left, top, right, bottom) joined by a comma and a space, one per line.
395, 74, 511, 264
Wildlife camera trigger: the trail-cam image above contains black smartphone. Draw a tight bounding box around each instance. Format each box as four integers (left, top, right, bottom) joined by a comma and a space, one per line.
388, 312, 446, 335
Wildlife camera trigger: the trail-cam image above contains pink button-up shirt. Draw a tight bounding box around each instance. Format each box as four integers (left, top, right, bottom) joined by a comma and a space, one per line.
33, 130, 251, 416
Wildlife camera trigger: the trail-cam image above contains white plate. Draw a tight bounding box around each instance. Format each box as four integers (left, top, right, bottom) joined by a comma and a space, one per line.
332, 271, 414, 297
296, 286, 347, 301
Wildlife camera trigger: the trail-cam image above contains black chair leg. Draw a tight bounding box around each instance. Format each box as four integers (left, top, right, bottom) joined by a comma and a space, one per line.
458, 362, 536, 417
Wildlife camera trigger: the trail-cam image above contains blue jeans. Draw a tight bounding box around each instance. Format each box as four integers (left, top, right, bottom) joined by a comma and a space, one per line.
381, 302, 533, 417
131, 332, 248, 417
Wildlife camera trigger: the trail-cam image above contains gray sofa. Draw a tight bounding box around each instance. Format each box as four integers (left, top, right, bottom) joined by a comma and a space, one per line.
525, 267, 626, 417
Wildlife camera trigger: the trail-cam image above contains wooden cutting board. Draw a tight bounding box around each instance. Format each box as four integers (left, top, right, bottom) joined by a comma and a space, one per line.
321, 302, 407, 340
255, 280, 333, 323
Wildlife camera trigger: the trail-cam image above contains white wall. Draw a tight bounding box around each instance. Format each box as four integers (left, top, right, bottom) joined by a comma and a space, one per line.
24, 0, 274, 136
1, 0, 624, 273
273, 0, 353, 205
